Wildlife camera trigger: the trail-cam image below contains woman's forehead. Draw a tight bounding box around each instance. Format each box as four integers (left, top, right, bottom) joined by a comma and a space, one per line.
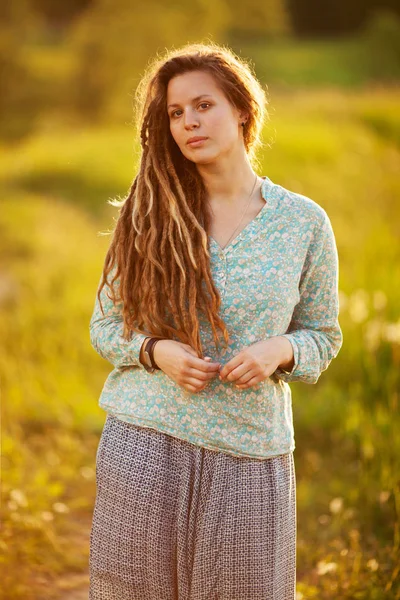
167, 71, 223, 104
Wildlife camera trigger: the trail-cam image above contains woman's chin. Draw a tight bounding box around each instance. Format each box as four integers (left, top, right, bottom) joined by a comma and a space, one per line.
187, 150, 220, 165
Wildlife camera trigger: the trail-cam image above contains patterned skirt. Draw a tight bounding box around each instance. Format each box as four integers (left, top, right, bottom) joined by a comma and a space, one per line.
89, 413, 297, 600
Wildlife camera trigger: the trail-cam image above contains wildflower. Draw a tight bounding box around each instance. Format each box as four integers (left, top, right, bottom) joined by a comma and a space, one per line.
10, 489, 28, 508
41, 511, 54, 522
52, 502, 69, 514
348, 289, 369, 323
80, 466, 95, 480
329, 497, 343, 514
343, 508, 355, 520
316, 560, 337, 575
383, 320, 400, 345
379, 490, 390, 503
367, 558, 379, 571
364, 319, 383, 352
318, 514, 330, 525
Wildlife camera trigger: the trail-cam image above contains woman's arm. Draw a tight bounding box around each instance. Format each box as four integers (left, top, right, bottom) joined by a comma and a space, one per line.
273, 210, 343, 384
89, 264, 150, 370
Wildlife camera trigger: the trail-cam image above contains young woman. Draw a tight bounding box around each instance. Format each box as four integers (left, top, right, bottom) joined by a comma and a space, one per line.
88, 42, 343, 599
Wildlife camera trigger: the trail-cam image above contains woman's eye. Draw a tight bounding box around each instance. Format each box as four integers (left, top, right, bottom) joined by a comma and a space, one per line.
170, 103, 211, 119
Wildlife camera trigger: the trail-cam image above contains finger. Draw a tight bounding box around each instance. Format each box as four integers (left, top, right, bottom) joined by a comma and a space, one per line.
186, 355, 221, 372
219, 355, 243, 379
188, 367, 220, 382
232, 368, 258, 385
235, 376, 261, 389
204, 357, 214, 368
222, 364, 253, 383
184, 348, 218, 366
183, 347, 217, 367
184, 376, 209, 391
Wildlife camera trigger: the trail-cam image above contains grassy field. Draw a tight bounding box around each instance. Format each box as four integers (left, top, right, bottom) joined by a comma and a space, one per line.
1, 86, 399, 599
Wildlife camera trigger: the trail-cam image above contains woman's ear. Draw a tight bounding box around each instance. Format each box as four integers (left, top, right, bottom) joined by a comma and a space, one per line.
238, 111, 249, 127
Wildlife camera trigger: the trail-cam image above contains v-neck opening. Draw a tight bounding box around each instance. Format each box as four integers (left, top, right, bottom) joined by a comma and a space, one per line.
208, 176, 272, 254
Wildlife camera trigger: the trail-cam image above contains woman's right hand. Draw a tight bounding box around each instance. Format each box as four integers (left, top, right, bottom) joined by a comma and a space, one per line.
150, 339, 221, 393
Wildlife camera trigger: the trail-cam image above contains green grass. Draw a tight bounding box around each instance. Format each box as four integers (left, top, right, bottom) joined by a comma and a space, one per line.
243, 37, 372, 87
1, 86, 399, 599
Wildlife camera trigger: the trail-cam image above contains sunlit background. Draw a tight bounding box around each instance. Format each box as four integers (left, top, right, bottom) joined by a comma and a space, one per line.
1, 1, 399, 598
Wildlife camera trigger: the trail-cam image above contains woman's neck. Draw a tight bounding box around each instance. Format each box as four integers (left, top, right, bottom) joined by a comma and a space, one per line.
197, 154, 258, 207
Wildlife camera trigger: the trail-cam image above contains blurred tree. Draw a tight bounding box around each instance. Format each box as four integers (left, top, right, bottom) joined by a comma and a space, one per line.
287, 0, 400, 36
30, 0, 94, 30
0, 1, 43, 141
361, 9, 400, 81
287, 0, 368, 35
67, 0, 231, 122
225, 0, 292, 41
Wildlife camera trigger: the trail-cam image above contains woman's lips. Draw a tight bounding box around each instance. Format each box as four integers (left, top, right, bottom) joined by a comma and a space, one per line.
187, 138, 208, 148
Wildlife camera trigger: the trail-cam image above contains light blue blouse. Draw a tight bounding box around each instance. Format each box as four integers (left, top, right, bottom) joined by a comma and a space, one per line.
89, 176, 343, 459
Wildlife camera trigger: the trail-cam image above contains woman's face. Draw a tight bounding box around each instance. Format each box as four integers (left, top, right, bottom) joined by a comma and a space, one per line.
166, 70, 246, 165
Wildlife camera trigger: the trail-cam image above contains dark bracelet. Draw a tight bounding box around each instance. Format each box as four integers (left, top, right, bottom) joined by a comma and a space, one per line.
143, 337, 165, 371
149, 338, 163, 370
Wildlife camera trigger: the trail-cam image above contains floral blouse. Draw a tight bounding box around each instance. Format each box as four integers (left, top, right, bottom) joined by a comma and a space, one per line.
89, 176, 343, 459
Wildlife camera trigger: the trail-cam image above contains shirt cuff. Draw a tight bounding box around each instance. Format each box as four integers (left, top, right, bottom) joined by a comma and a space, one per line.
121, 332, 150, 370
273, 334, 300, 382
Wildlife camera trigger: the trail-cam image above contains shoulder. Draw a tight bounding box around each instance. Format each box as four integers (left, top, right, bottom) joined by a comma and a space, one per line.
264, 176, 329, 231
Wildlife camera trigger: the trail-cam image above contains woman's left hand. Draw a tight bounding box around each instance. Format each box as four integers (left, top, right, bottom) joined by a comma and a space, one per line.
218, 336, 294, 389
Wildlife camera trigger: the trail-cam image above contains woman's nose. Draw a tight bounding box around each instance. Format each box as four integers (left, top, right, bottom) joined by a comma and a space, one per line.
184, 110, 199, 129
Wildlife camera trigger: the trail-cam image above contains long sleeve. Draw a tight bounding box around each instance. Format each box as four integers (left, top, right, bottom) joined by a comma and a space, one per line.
89, 265, 149, 370
274, 210, 343, 384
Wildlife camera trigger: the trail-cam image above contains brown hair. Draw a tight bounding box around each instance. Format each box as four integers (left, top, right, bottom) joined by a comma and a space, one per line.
97, 41, 269, 357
